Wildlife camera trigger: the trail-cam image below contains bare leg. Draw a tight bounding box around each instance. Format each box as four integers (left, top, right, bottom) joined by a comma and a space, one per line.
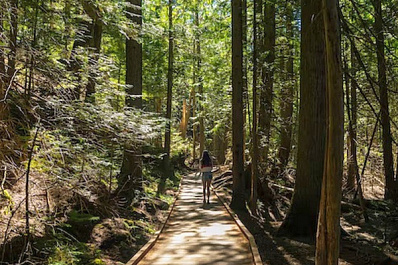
202, 178, 206, 203
206, 180, 211, 203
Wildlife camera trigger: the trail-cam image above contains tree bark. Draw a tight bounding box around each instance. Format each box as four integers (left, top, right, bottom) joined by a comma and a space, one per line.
374, 0, 396, 201
213, 126, 227, 165
125, 0, 142, 109
192, 41, 197, 161
68, 18, 92, 100
158, 0, 174, 195
278, 0, 326, 238
0, 6, 5, 86
85, 18, 103, 102
250, 0, 260, 215
179, 98, 188, 138
0, 5, 6, 120
26, 0, 39, 98
258, 0, 275, 165
165, 0, 174, 161
6, 0, 18, 88
196, 8, 205, 157
277, 2, 294, 169
315, 0, 344, 263
230, 0, 246, 211
242, 0, 247, 161
346, 45, 357, 190
118, 0, 143, 201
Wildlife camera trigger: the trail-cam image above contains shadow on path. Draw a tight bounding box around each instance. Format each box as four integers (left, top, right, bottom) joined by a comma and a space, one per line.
138, 174, 253, 265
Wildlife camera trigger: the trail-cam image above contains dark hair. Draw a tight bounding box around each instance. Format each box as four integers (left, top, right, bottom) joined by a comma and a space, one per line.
200, 150, 212, 167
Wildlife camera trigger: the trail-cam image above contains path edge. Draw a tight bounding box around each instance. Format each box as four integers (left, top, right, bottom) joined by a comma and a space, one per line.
125, 175, 184, 265
212, 187, 263, 265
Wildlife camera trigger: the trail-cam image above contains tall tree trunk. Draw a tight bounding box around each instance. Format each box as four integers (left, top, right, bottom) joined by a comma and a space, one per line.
258, 0, 275, 165
396, 150, 398, 183
26, 0, 39, 99
63, 0, 72, 53
195, 8, 205, 157
242, 0, 247, 161
68, 19, 92, 100
0, 5, 6, 115
277, 2, 294, 169
179, 98, 188, 138
230, 0, 246, 211
346, 45, 357, 190
125, 0, 142, 109
6, 0, 18, 88
214, 126, 227, 164
0, 5, 5, 84
278, 0, 326, 238
0, 3, 7, 162
374, 0, 396, 201
158, 0, 174, 195
85, 18, 103, 102
315, 0, 343, 263
192, 40, 197, 161
81, 0, 104, 101
118, 0, 143, 201
250, 0, 260, 215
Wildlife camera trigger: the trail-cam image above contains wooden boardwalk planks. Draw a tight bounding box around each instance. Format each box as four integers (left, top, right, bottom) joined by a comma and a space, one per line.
127, 173, 257, 265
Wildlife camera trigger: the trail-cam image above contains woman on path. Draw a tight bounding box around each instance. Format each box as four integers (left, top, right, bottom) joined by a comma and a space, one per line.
200, 150, 213, 204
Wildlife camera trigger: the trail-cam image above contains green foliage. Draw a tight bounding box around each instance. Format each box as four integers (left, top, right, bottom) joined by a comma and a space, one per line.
1, 189, 14, 215
47, 241, 103, 265
69, 210, 100, 223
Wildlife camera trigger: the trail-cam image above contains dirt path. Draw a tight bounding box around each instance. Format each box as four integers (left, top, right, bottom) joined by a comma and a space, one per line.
137, 173, 254, 265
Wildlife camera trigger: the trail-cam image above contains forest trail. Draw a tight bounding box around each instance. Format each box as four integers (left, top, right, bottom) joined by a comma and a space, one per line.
132, 173, 254, 265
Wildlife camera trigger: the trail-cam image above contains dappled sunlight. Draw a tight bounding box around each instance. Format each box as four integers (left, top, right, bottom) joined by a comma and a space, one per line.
138, 174, 253, 265
169, 231, 198, 244
198, 222, 231, 237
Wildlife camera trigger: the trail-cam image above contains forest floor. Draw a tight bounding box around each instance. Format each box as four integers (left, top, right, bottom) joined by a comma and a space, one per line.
0, 168, 182, 264
212, 166, 398, 265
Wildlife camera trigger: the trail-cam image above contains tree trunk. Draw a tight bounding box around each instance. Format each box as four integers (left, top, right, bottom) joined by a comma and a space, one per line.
26, 0, 39, 99
158, 0, 174, 195
0, 5, 7, 167
278, 0, 326, 238
250, 0, 260, 215
277, 2, 294, 169
179, 99, 188, 138
118, 0, 143, 201
192, 46, 197, 161
154, 97, 163, 148
196, 8, 205, 157
230, 0, 246, 211
242, 0, 247, 162
6, 0, 18, 88
85, 18, 103, 102
258, 0, 275, 165
0, 6, 5, 86
315, 0, 343, 263
125, 0, 142, 109
68, 18, 92, 100
0, 5, 6, 119
165, 0, 174, 159
346, 45, 357, 190
374, 0, 396, 201
213, 126, 227, 165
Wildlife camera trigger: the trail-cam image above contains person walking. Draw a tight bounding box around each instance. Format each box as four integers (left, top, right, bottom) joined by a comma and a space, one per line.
199, 150, 213, 204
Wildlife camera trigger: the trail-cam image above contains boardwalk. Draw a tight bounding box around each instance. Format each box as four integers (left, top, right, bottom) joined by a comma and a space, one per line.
136, 173, 254, 265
